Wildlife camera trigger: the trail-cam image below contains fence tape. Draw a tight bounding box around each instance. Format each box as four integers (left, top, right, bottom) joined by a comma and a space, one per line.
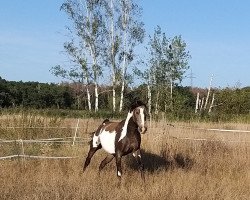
150, 125, 250, 133
2, 125, 250, 133
168, 136, 250, 143
0, 154, 78, 160
1, 126, 83, 129
0, 139, 89, 144
0, 155, 19, 160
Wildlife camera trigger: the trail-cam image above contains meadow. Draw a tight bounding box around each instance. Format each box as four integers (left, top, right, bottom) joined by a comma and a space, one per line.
0, 113, 249, 200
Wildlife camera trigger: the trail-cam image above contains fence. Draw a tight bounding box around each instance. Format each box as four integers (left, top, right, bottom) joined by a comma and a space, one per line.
0, 122, 250, 160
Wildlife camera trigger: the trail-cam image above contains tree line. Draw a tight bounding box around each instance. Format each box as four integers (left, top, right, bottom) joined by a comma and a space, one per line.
1, 76, 250, 120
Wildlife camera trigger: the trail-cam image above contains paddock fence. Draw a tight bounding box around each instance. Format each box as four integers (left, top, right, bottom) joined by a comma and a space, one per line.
0, 120, 250, 161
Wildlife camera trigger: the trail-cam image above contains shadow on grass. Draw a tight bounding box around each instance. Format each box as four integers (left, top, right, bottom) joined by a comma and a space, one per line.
125, 149, 194, 173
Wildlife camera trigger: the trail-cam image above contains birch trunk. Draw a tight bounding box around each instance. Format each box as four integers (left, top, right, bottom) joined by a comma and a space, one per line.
204, 74, 213, 110
119, 58, 126, 112
170, 78, 173, 111
94, 82, 98, 112
147, 83, 152, 127
195, 92, 199, 113
200, 97, 205, 111
84, 0, 99, 112
86, 87, 91, 111
89, 45, 99, 112
83, 76, 91, 111
110, 0, 116, 112
208, 93, 215, 113
147, 83, 152, 116
155, 90, 160, 115
119, 2, 128, 112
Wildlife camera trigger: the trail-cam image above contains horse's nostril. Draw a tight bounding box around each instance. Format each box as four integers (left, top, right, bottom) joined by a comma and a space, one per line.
139, 127, 147, 134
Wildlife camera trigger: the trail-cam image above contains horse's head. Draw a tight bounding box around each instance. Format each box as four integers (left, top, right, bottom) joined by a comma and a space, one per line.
130, 100, 148, 134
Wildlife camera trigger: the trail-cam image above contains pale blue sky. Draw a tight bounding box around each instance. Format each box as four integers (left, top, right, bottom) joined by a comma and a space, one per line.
1, 0, 250, 88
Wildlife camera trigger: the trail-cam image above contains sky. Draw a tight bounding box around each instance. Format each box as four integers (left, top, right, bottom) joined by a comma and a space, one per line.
1, 0, 250, 88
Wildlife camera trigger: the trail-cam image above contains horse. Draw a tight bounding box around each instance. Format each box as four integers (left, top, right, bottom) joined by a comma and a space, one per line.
83, 100, 148, 182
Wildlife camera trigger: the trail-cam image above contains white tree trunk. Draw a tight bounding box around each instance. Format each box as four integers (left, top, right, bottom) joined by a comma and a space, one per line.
195, 92, 200, 113
147, 83, 152, 126
119, 7, 128, 112
86, 87, 91, 111
155, 91, 160, 115
94, 82, 98, 112
83, 0, 99, 112
110, 0, 116, 112
200, 97, 205, 111
112, 86, 116, 112
119, 78, 125, 112
147, 83, 152, 115
204, 74, 213, 110
208, 93, 215, 113
170, 78, 173, 111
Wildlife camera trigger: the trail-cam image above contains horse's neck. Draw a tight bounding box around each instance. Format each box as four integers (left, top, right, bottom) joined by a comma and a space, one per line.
127, 118, 138, 130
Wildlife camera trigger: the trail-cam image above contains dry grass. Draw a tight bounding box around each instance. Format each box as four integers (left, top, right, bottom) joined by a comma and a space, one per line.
0, 115, 249, 199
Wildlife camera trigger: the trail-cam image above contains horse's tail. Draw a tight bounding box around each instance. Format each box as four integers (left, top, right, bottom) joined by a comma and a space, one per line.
87, 131, 95, 145
102, 119, 110, 124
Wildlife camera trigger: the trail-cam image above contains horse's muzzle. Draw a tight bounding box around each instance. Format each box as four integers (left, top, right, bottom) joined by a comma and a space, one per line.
139, 126, 147, 134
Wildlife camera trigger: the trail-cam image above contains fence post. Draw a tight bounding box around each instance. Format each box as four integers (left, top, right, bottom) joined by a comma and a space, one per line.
19, 139, 26, 166
72, 119, 80, 146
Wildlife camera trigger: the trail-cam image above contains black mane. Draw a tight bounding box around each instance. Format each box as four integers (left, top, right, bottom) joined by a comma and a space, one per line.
129, 100, 147, 112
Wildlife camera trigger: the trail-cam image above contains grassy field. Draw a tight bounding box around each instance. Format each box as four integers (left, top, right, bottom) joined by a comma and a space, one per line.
0, 114, 249, 199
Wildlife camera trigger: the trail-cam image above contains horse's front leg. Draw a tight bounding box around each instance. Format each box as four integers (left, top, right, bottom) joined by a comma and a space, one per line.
133, 149, 145, 182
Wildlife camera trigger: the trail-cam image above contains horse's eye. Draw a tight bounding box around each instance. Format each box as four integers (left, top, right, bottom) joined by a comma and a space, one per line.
136, 111, 140, 115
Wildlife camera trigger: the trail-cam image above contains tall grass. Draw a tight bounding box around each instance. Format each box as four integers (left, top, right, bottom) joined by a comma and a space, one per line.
0, 115, 249, 199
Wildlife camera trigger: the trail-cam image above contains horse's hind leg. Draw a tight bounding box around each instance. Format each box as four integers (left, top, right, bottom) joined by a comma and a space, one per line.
99, 154, 114, 172
83, 141, 102, 172
114, 152, 123, 187
133, 149, 145, 181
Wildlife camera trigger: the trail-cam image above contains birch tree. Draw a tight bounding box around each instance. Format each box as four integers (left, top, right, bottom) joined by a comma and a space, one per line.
101, 0, 144, 112
50, 40, 92, 110
102, 0, 122, 112
60, 0, 104, 112
118, 0, 145, 112
148, 26, 191, 113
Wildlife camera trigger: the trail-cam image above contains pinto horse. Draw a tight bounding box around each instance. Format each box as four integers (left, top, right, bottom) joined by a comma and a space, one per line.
83, 100, 147, 181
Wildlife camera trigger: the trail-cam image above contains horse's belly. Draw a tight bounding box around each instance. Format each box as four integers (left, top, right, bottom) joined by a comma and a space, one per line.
99, 130, 116, 154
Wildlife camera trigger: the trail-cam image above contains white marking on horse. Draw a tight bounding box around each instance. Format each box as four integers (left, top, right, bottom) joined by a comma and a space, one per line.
99, 130, 116, 154
92, 134, 100, 148
133, 151, 141, 158
117, 171, 122, 177
139, 107, 145, 127
118, 111, 133, 142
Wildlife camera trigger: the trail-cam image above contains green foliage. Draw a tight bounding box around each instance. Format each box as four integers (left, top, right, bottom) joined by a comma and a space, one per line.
148, 26, 191, 85
0, 80, 73, 109
215, 87, 250, 115
172, 86, 196, 117
1, 76, 250, 122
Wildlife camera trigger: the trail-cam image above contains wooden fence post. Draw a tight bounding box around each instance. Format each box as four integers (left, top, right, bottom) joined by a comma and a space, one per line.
72, 119, 80, 146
